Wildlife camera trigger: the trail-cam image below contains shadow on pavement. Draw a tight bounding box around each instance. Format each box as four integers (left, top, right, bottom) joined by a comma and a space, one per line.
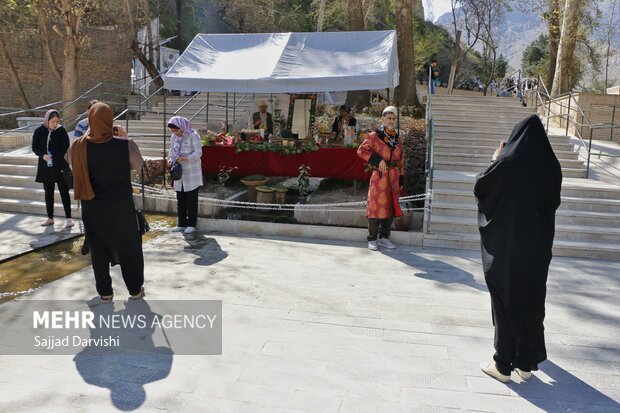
73, 298, 173, 411
508, 359, 620, 412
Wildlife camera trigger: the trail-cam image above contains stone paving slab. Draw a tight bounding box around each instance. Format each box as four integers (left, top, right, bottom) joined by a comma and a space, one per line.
0, 231, 618, 412
0, 212, 82, 262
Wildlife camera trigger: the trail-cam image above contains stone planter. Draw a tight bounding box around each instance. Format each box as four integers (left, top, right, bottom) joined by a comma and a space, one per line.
274, 187, 288, 204
256, 186, 275, 204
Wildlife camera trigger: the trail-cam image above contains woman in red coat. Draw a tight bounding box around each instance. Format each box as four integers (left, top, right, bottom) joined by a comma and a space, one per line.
357, 106, 404, 251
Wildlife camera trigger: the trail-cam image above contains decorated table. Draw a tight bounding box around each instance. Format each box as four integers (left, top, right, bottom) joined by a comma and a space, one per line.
201, 145, 371, 180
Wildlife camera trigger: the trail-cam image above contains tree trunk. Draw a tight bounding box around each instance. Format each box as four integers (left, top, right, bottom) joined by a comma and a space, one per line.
316, 0, 326, 31
394, 0, 420, 106
56, 0, 83, 124
345, 0, 371, 109
37, 2, 62, 83
0, 35, 33, 110
176, 0, 183, 51
551, 0, 583, 96
546, 0, 561, 91
447, 30, 461, 95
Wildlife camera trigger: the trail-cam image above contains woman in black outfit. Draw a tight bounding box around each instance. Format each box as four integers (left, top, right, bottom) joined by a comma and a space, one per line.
67, 102, 145, 303
32, 109, 73, 227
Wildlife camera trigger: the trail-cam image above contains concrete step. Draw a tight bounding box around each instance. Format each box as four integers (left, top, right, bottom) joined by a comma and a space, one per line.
0, 185, 74, 202
431, 172, 620, 200
433, 142, 578, 157
0, 174, 42, 188
432, 188, 620, 213
0, 197, 81, 217
429, 214, 620, 244
430, 201, 620, 227
0, 155, 38, 166
433, 153, 583, 165
422, 232, 620, 261
0, 163, 38, 176
431, 115, 535, 125
433, 162, 587, 178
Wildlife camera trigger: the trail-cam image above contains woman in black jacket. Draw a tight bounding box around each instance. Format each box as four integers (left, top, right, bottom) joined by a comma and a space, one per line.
32, 109, 73, 227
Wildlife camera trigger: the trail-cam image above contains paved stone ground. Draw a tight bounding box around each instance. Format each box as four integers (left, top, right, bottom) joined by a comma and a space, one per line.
0, 230, 618, 413
0, 213, 82, 261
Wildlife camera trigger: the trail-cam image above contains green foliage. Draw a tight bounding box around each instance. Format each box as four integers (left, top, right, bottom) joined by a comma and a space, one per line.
522, 33, 549, 80
412, 17, 454, 78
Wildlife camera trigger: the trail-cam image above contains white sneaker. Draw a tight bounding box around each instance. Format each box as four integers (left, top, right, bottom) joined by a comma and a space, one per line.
480, 362, 511, 383
171, 226, 186, 232
184, 227, 196, 234
378, 238, 396, 249
515, 368, 532, 381
65, 218, 74, 228
368, 240, 378, 251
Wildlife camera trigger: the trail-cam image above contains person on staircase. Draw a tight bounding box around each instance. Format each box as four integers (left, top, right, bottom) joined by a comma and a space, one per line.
474, 115, 562, 383
357, 106, 405, 251
73, 99, 99, 140
67, 102, 145, 303
167, 116, 203, 234
32, 109, 74, 228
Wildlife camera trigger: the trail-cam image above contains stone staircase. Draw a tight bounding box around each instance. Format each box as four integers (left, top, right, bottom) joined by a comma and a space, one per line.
423, 95, 620, 260
0, 153, 81, 218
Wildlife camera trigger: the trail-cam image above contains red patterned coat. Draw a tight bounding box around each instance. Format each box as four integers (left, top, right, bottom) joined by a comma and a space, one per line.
357, 131, 404, 219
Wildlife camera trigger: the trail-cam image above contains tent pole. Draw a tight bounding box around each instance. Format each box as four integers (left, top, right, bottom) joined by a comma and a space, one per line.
225, 92, 229, 132
233, 92, 236, 128
163, 91, 167, 187
206, 92, 209, 125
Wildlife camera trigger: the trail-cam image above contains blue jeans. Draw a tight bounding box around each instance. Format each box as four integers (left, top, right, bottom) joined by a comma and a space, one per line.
430, 80, 436, 95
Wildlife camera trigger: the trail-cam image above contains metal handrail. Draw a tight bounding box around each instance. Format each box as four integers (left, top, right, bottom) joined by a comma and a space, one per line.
424, 65, 435, 234
173, 92, 202, 115
531, 75, 620, 178
138, 74, 162, 92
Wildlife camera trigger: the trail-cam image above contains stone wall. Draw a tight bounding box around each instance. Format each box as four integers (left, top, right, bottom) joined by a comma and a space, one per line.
0, 26, 131, 128
546, 93, 620, 143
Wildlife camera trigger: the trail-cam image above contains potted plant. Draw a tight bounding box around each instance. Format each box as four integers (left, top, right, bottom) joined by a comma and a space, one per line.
216, 166, 237, 198
297, 165, 311, 204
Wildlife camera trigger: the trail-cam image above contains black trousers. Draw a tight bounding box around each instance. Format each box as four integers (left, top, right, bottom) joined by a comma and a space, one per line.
367, 217, 393, 241
176, 187, 199, 227
43, 174, 72, 219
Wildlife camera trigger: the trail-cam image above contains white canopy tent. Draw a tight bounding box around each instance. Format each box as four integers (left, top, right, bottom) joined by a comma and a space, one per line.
163, 30, 399, 93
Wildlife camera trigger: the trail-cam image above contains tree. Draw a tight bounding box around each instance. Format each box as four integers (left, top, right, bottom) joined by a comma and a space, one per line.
602, 0, 619, 93
0, 1, 35, 109
345, 0, 371, 109
446, 0, 482, 94
395, 0, 420, 106
466, 0, 510, 95
551, 0, 585, 96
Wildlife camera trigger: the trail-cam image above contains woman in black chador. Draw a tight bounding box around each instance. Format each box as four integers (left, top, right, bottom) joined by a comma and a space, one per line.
474, 114, 562, 383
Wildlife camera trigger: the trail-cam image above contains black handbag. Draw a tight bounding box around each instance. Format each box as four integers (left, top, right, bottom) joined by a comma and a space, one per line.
136, 209, 150, 235
170, 162, 183, 181
61, 168, 74, 189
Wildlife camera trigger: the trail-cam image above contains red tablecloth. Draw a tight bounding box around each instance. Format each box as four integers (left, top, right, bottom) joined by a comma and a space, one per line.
201, 146, 371, 180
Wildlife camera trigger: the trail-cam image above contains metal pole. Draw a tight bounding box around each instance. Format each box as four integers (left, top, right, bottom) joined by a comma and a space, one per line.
586, 127, 593, 179
565, 94, 572, 136
206, 92, 210, 125
386, 88, 390, 105
611, 106, 616, 141
141, 166, 146, 212
225, 92, 229, 132
546, 97, 551, 132
536, 75, 540, 113
233, 92, 236, 128
163, 92, 167, 187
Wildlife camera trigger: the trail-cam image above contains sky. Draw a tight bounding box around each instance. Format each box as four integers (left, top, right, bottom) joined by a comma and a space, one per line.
424, 0, 453, 22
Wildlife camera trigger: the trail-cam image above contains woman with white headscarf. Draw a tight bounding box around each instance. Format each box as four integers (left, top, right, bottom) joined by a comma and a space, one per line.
32, 109, 73, 227
167, 116, 203, 234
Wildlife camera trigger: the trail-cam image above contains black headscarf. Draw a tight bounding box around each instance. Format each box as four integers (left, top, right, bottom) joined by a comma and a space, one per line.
473, 114, 562, 371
